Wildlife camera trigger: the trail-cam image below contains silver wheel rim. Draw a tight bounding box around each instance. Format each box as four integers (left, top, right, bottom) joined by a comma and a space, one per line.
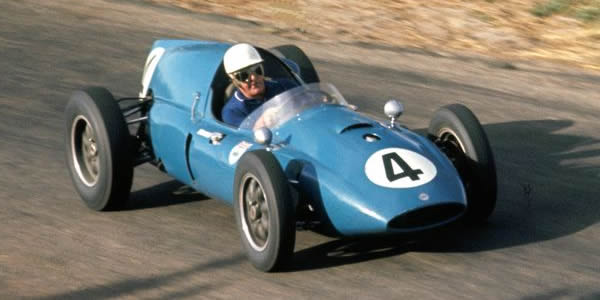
71, 116, 99, 187
239, 174, 269, 252
439, 128, 466, 153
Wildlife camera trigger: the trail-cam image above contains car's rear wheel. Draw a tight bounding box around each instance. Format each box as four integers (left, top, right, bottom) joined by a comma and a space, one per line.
270, 44, 320, 84
233, 150, 295, 272
65, 87, 133, 211
428, 104, 496, 223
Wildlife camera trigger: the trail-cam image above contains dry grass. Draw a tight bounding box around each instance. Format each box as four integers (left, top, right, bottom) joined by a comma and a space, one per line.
151, 0, 600, 70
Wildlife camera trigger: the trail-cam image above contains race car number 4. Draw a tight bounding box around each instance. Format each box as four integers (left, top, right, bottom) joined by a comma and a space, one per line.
364, 148, 437, 188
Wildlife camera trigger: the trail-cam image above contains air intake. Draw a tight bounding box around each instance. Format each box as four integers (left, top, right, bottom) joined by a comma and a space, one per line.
388, 203, 465, 229
339, 123, 373, 134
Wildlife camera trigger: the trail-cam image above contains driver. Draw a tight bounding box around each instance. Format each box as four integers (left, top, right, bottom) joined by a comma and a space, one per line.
221, 43, 297, 127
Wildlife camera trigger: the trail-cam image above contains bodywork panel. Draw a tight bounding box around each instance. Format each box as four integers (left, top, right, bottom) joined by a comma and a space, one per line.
147, 40, 231, 184
268, 106, 466, 235
143, 40, 466, 237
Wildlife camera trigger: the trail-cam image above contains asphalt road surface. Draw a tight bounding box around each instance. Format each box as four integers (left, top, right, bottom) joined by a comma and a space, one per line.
1, 1, 599, 299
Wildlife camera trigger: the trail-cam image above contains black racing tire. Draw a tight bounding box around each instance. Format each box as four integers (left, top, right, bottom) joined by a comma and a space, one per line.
271, 44, 320, 84
428, 104, 497, 224
64, 87, 133, 211
233, 150, 296, 272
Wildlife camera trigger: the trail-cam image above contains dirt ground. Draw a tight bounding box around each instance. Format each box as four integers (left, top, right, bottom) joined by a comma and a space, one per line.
150, 0, 600, 71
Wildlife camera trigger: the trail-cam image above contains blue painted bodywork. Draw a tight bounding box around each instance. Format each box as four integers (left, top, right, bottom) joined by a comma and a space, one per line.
144, 40, 466, 237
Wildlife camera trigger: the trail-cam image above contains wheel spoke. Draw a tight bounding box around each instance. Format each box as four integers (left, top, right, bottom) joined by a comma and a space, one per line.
249, 219, 258, 234
82, 155, 91, 175
248, 180, 257, 200
245, 188, 253, 205
260, 200, 268, 217
260, 214, 269, 230
256, 222, 267, 241
84, 124, 93, 141
251, 180, 262, 201
259, 199, 269, 243
258, 188, 269, 241
91, 157, 99, 176
82, 136, 89, 152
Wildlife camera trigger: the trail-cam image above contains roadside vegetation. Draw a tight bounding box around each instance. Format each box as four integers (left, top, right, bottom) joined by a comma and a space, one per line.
532, 0, 600, 22
153, 0, 600, 71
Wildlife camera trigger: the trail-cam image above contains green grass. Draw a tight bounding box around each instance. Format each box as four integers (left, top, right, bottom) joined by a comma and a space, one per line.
531, 0, 600, 22
531, 0, 572, 17
576, 5, 600, 22
470, 10, 495, 23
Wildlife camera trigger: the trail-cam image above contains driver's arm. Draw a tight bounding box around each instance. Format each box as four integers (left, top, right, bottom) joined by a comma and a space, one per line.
222, 106, 246, 127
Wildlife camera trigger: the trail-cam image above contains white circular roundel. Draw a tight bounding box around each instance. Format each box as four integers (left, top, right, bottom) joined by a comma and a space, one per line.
364, 148, 437, 188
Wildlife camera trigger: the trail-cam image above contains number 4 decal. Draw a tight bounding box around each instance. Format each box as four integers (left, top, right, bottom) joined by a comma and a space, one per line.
382, 152, 423, 182
365, 148, 437, 188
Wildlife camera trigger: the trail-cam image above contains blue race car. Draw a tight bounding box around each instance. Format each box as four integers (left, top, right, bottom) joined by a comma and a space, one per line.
65, 40, 496, 271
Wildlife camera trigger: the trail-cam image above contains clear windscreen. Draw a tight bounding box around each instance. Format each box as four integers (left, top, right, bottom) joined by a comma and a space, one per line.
239, 82, 348, 130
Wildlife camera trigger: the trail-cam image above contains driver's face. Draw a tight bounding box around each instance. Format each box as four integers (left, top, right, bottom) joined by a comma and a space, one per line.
238, 72, 265, 99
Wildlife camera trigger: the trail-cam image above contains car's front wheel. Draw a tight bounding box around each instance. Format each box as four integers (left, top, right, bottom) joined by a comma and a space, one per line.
233, 150, 296, 272
64, 87, 133, 211
428, 104, 497, 223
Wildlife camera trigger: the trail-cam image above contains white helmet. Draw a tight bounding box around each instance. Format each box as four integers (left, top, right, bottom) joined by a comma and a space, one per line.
223, 43, 264, 74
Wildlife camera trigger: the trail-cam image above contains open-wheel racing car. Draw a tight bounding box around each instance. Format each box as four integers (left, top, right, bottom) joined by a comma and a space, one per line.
65, 40, 496, 272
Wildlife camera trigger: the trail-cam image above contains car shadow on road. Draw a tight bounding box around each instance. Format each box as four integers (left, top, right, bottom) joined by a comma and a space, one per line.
123, 180, 209, 210
288, 233, 436, 272
290, 119, 600, 271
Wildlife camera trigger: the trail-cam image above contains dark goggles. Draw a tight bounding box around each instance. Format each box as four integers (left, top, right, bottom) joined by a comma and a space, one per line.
232, 64, 264, 83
